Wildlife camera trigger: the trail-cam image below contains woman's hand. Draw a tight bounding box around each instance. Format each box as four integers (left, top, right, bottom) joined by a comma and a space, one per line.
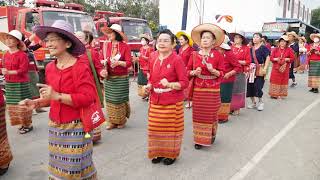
37, 83, 59, 100
285, 58, 291, 62
100, 69, 108, 78
19, 99, 36, 111
239, 60, 246, 65
1, 68, 7, 75
206, 63, 214, 72
224, 72, 232, 79
159, 78, 169, 87
273, 58, 280, 62
193, 67, 202, 76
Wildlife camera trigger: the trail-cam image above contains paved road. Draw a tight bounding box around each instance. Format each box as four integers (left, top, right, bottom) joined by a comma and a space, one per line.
1, 73, 320, 180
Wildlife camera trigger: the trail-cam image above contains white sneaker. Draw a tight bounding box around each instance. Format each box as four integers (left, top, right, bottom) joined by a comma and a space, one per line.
257, 102, 264, 111
247, 102, 256, 109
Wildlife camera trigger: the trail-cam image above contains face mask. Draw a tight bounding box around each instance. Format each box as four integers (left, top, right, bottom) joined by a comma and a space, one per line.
141, 40, 147, 45
314, 37, 320, 43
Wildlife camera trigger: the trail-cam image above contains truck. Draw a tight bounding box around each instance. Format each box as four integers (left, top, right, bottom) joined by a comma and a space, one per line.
0, 0, 98, 82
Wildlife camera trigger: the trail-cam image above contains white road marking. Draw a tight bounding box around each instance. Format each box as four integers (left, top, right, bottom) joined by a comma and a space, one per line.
229, 97, 320, 180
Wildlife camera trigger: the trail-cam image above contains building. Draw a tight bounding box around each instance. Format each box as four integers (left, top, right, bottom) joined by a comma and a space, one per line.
159, 0, 313, 34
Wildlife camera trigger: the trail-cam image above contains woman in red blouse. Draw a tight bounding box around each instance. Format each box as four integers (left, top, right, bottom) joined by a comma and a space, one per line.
145, 29, 188, 165
20, 20, 97, 179
188, 23, 225, 150
75, 30, 107, 143
176, 31, 194, 67
229, 32, 251, 115
0, 30, 33, 134
269, 35, 295, 99
100, 24, 132, 130
134, 34, 153, 100
216, 35, 241, 123
307, 33, 320, 93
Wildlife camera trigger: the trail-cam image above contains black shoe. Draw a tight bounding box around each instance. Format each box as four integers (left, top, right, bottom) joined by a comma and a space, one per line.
0, 166, 9, 176
309, 88, 315, 92
151, 157, 164, 164
314, 89, 319, 93
211, 137, 216, 144
163, 158, 176, 165
218, 119, 228, 124
194, 144, 202, 150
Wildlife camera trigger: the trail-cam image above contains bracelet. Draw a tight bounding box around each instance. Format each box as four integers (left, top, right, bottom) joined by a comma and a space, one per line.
58, 93, 62, 102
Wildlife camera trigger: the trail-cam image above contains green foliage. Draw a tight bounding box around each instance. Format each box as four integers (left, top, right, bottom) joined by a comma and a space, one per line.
311, 7, 320, 30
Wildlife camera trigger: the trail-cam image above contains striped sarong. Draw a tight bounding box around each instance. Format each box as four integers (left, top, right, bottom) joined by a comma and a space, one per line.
48, 120, 97, 180
28, 71, 40, 99
92, 127, 101, 143
231, 73, 246, 111
308, 60, 320, 88
218, 82, 234, 122
105, 76, 130, 125
193, 88, 221, 146
6, 82, 32, 126
148, 102, 184, 159
0, 104, 13, 167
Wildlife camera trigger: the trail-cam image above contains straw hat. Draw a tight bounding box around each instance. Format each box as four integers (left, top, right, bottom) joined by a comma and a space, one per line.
299, 36, 307, 43
229, 31, 248, 45
0, 30, 26, 51
191, 23, 225, 47
33, 20, 85, 56
219, 35, 231, 50
279, 35, 289, 42
101, 24, 128, 42
286, 31, 299, 39
176, 31, 193, 46
310, 33, 320, 42
139, 33, 152, 42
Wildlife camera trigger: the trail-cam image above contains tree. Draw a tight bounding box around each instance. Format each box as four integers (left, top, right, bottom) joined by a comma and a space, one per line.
311, 7, 320, 31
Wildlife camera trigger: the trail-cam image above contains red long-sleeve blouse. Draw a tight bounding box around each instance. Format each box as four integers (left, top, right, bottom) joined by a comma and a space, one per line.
270, 47, 295, 71
231, 45, 251, 72
0, 50, 30, 82
178, 46, 194, 67
103, 41, 132, 76
307, 43, 320, 62
139, 46, 153, 72
79, 47, 104, 77
187, 50, 225, 89
221, 50, 241, 83
149, 52, 189, 105
45, 59, 96, 124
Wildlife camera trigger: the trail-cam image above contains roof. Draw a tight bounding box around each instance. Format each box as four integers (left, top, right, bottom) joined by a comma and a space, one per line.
109, 17, 147, 22
276, 18, 320, 32
244, 32, 284, 40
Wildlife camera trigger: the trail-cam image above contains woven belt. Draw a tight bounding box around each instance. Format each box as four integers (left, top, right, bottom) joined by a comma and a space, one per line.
198, 75, 216, 79
153, 88, 172, 93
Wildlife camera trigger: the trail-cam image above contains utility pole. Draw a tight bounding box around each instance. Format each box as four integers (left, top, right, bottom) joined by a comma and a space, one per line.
181, 0, 188, 30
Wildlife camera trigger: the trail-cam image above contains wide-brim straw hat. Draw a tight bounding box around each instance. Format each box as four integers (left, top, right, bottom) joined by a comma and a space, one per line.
139, 33, 152, 42
229, 31, 248, 45
176, 31, 193, 46
219, 35, 231, 50
191, 23, 225, 47
310, 33, 320, 42
279, 35, 289, 42
101, 24, 128, 42
0, 30, 26, 51
286, 31, 299, 39
33, 20, 85, 56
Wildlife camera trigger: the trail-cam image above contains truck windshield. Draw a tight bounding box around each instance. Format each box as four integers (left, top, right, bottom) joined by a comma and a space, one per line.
43, 11, 98, 37
122, 20, 152, 42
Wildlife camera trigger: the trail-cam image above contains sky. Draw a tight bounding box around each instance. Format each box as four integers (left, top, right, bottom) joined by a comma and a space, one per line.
302, 0, 320, 9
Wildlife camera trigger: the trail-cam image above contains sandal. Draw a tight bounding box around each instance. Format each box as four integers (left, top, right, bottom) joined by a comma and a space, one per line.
18, 126, 24, 131
19, 126, 33, 134
117, 124, 125, 129
0, 165, 9, 176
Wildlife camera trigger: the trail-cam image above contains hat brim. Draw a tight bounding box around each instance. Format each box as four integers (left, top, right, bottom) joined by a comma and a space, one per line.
229, 32, 248, 45
33, 25, 85, 56
220, 43, 231, 50
191, 23, 225, 47
286, 32, 299, 39
0, 32, 26, 51
176, 31, 194, 46
310, 34, 320, 41
100, 26, 128, 42
139, 34, 152, 42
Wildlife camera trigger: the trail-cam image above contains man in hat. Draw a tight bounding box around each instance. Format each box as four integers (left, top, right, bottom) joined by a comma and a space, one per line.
286, 31, 299, 87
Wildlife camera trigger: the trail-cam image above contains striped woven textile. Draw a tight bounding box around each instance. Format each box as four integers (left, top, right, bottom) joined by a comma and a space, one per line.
28, 71, 40, 99
92, 127, 101, 143
218, 82, 234, 122
231, 73, 246, 111
6, 82, 32, 105
106, 102, 130, 125
148, 102, 184, 159
308, 60, 320, 88
0, 104, 13, 167
48, 120, 97, 180
7, 105, 32, 126
104, 76, 129, 104
269, 84, 288, 97
193, 88, 221, 146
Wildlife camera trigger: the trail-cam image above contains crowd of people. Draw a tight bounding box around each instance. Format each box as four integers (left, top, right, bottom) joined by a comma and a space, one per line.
0, 19, 319, 179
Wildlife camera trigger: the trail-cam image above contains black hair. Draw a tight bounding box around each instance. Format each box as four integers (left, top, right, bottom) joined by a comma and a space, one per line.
141, 37, 150, 44
200, 31, 216, 39
263, 36, 268, 41
83, 30, 94, 44
253, 32, 263, 38
180, 35, 189, 43
157, 29, 175, 44
114, 31, 123, 42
